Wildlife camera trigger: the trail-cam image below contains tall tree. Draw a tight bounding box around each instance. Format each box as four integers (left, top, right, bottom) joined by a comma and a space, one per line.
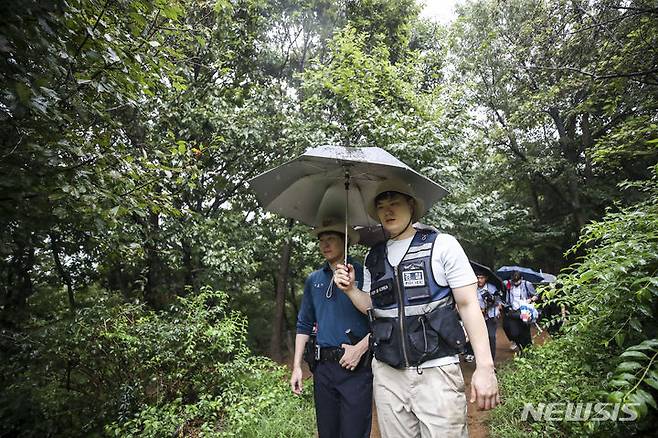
448, 0, 658, 269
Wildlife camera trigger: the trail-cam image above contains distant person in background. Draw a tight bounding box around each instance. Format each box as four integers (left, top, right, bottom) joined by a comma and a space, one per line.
476, 273, 502, 361
290, 219, 372, 438
502, 270, 537, 352
464, 272, 502, 362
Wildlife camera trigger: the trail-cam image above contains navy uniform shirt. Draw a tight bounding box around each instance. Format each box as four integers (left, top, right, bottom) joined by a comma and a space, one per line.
296, 258, 369, 347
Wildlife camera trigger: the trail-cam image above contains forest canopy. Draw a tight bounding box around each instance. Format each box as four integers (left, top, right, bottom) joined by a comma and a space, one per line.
1, 0, 656, 436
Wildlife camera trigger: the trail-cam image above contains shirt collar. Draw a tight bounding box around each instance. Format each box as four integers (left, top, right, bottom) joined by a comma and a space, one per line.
322, 256, 355, 272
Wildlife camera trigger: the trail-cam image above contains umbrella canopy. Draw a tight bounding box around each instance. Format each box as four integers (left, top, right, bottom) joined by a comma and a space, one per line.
540, 272, 557, 283
248, 145, 448, 227
495, 266, 545, 284
470, 261, 505, 292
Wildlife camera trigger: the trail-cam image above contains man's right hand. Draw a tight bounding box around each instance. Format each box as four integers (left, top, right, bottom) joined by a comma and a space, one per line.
290, 366, 304, 395
334, 263, 355, 292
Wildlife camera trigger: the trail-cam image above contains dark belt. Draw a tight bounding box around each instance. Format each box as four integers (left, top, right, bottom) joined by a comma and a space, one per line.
316, 346, 344, 362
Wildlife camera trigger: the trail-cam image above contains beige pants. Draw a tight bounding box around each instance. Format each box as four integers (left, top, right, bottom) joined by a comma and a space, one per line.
372, 358, 468, 438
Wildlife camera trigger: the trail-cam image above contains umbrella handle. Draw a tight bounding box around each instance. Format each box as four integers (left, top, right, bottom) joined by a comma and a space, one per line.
344, 168, 350, 267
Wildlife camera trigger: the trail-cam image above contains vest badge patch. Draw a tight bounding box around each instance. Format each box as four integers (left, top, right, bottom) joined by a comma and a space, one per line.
402, 269, 426, 288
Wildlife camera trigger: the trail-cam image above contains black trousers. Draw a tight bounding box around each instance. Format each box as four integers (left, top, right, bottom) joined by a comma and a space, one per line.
485, 317, 498, 360
465, 318, 498, 361
313, 361, 373, 438
503, 315, 532, 350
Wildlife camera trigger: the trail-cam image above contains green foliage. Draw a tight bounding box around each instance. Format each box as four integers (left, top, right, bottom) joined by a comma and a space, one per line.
490, 335, 607, 437
0, 285, 314, 436
108, 357, 315, 437
346, 0, 420, 63
489, 167, 658, 437
608, 339, 658, 420
448, 0, 658, 270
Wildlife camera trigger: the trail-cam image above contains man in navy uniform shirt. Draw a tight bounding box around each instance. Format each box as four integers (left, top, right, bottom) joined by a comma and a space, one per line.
290, 219, 372, 438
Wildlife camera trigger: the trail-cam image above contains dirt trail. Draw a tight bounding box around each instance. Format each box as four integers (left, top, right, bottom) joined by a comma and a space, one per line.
461, 325, 516, 438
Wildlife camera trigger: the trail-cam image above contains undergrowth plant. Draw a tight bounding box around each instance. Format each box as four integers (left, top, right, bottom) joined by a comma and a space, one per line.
489, 166, 658, 437
0, 286, 315, 437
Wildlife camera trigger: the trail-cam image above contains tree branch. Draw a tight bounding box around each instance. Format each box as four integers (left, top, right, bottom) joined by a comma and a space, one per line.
527, 65, 658, 85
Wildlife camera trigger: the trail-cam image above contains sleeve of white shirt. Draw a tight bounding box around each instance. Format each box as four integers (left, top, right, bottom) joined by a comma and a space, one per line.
431, 234, 477, 288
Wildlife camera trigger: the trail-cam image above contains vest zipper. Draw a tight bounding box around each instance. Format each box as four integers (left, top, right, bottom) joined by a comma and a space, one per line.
394, 267, 410, 367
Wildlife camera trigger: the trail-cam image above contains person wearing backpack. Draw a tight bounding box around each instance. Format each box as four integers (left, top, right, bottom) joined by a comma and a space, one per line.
502, 270, 537, 352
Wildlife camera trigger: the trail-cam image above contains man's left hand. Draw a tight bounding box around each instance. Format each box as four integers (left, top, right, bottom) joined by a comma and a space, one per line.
470, 366, 501, 410
339, 343, 365, 371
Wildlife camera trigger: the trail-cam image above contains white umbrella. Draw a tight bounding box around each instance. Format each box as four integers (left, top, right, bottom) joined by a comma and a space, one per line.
248, 145, 448, 262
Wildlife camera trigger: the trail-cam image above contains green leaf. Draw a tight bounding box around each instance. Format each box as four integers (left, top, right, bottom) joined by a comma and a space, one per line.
608, 391, 624, 403
615, 333, 626, 348
616, 361, 642, 372
620, 350, 650, 360
635, 388, 657, 410
629, 318, 643, 332
645, 374, 658, 391
629, 339, 658, 352
617, 372, 639, 382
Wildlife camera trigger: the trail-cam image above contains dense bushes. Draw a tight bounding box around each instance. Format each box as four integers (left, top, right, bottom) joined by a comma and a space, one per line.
489, 169, 658, 437
0, 287, 315, 437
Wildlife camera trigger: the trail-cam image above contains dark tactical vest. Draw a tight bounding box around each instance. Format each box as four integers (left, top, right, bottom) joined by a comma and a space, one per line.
366, 230, 466, 368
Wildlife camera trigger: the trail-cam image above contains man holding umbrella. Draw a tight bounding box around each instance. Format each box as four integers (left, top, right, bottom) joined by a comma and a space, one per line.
334, 179, 500, 438
290, 218, 373, 438
249, 146, 499, 436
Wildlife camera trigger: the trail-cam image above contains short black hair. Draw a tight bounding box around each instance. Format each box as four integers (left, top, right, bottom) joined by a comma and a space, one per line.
374, 190, 412, 206
511, 271, 522, 282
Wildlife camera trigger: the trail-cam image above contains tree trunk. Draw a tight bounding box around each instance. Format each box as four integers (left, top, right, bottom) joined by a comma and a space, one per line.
548, 107, 587, 235
567, 172, 586, 233
288, 281, 299, 321
50, 233, 75, 312
269, 219, 294, 362
144, 211, 166, 308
